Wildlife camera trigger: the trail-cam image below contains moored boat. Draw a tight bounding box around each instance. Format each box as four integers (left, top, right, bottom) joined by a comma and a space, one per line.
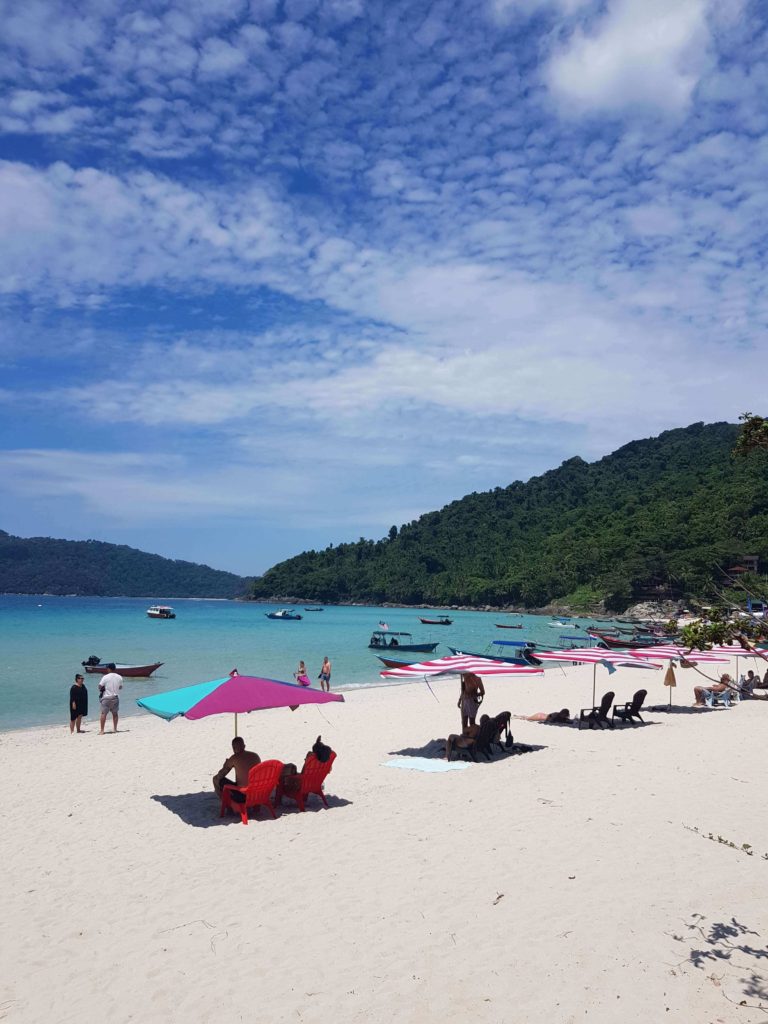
376, 655, 421, 669
419, 615, 453, 625
266, 609, 303, 620
82, 658, 163, 678
495, 623, 523, 628
303, 607, 324, 611
146, 605, 175, 619
449, 640, 540, 666
369, 631, 438, 653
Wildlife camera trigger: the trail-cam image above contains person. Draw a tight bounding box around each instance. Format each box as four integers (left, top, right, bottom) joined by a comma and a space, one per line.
763, 667, 768, 687
693, 673, 733, 708
277, 736, 333, 803
295, 660, 311, 687
98, 663, 123, 734
212, 736, 262, 803
513, 708, 571, 724
458, 672, 485, 733
318, 656, 332, 692
741, 670, 757, 697
69, 673, 88, 733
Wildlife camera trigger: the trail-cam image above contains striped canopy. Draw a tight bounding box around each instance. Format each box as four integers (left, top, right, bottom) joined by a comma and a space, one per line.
626, 646, 728, 662
380, 654, 543, 678
535, 648, 657, 668
710, 644, 768, 658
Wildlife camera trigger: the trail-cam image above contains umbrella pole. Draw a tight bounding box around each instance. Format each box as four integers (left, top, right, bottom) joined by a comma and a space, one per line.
234, 712, 238, 738
592, 663, 596, 707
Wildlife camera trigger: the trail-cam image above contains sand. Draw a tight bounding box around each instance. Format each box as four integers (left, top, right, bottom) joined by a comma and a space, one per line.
1, 660, 767, 1024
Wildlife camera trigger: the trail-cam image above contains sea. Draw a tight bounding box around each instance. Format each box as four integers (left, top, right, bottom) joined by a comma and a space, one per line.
0, 594, 616, 731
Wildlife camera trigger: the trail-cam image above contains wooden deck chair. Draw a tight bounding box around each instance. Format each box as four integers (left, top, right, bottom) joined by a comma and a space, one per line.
276, 751, 336, 811
579, 691, 615, 730
220, 759, 284, 825
613, 689, 647, 726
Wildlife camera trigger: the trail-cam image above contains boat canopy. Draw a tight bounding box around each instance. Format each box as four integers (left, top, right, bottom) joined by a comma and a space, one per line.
492, 639, 536, 647
371, 630, 413, 638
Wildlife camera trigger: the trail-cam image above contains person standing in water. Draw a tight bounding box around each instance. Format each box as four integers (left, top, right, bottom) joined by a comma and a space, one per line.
318, 656, 332, 692
69, 673, 88, 733
295, 660, 311, 686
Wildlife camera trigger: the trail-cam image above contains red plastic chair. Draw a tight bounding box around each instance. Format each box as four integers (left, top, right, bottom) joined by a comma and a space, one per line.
277, 751, 336, 812
220, 759, 284, 825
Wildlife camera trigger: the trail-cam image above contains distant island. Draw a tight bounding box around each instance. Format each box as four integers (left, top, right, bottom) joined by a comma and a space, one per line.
251, 421, 768, 612
0, 531, 250, 598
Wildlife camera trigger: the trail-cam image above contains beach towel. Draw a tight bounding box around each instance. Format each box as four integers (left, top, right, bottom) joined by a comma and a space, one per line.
382, 757, 468, 773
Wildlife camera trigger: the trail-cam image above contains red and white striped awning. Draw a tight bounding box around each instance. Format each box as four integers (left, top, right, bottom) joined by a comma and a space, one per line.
380, 655, 544, 678
710, 644, 768, 658
535, 648, 658, 668
626, 646, 728, 662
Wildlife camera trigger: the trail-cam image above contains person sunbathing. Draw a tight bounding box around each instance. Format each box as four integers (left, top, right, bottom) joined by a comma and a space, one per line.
693, 674, 733, 707
513, 708, 571, 724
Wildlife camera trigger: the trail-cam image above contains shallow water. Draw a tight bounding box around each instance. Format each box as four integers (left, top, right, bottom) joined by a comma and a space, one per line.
0, 594, 614, 730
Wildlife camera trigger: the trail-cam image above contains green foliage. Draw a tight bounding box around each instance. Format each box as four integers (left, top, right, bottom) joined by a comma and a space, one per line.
733, 412, 768, 457
253, 421, 768, 609
0, 531, 249, 598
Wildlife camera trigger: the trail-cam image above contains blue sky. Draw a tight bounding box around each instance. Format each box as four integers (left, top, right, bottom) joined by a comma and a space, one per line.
0, 0, 766, 575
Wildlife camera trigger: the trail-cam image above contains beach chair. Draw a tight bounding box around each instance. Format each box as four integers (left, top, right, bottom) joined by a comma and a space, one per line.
220, 759, 285, 825
709, 689, 735, 708
579, 691, 615, 730
491, 711, 513, 752
276, 751, 336, 811
613, 689, 647, 726
450, 716, 499, 761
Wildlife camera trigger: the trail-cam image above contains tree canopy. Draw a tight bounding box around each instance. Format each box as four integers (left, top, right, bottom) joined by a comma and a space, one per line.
252, 421, 768, 611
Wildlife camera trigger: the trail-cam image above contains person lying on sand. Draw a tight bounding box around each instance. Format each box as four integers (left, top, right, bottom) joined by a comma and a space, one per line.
212, 736, 261, 803
693, 674, 733, 707
513, 708, 571, 724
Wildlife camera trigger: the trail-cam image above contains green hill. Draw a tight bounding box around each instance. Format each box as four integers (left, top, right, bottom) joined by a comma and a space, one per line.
0, 531, 250, 598
251, 421, 768, 611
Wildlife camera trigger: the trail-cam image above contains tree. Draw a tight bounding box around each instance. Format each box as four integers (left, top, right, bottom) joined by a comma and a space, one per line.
733, 412, 768, 457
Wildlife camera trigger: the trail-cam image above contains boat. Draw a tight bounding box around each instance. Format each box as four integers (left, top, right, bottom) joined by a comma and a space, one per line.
588, 630, 664, 649
368, 631, 438, 653
146, 605, 175, 619
449, 640, 540, 667
376, 655, 421, 669
266, 609, 303, 620
82, 657, 163, 678
549, 620, 577, 628
495, 623, 523, 629
303, 607, 324, 611
419, 615, 453, 625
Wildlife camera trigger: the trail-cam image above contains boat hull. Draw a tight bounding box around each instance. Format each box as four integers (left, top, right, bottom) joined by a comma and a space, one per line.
376, 656, 421, 669
495, 623, 522, 629
369, 641, 438, 653
266, 613, 303, 620
419, 617, 452, 625
84, 662, 163, 678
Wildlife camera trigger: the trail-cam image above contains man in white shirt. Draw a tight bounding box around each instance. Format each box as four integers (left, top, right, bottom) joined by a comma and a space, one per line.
99, 664, 123, 734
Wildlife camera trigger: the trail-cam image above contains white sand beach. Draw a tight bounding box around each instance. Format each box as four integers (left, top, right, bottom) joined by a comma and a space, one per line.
1, 660, 767, 1024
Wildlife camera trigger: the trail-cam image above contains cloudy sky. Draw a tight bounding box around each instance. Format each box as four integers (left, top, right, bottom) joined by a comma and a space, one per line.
0, 0, 765, 574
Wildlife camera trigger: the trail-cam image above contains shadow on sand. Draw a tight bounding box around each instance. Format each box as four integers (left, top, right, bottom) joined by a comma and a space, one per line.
388, 738, 547, 762
674, 913, 768, 1012
151, 791, 352, 828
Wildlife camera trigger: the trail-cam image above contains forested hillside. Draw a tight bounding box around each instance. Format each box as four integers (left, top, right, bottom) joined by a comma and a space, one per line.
251, 422, 768, 610
0, 532, 249, 598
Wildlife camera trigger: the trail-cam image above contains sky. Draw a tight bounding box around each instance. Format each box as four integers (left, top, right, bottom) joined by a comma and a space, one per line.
0, 0, 766, 575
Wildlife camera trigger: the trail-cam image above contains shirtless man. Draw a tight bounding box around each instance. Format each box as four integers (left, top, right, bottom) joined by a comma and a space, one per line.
212, 737, 261, 804
693, 673, 733, 707
319, 656, 332, 692
458, 672, 485, 733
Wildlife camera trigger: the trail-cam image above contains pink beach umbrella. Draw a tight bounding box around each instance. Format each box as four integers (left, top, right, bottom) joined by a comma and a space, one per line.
137, 674, 344, 737
534, 648, 660, 706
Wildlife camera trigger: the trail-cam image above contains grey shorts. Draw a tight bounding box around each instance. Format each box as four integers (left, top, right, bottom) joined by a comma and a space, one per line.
100, 695, 119, 713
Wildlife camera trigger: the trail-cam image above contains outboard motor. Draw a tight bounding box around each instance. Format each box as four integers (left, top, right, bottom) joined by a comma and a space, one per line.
82, 655, 101, 667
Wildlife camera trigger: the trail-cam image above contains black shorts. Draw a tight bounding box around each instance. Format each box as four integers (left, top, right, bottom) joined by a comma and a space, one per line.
221, 778, 245, 803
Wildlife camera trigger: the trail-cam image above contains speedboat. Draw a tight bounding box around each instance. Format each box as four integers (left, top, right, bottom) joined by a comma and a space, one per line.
147, 605, 175, 619
368, 631, 438, 653
266, 609, 303, 620
82, 657, 163, 678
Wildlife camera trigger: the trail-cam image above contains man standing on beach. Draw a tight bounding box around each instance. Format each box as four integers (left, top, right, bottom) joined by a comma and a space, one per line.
458, 672, 485, 733
213, 736, 261, 802
99, 664, 123, 734
319, 656, 332, 692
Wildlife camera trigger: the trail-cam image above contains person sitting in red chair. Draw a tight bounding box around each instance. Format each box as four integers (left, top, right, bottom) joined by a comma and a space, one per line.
212, 736, 261, 804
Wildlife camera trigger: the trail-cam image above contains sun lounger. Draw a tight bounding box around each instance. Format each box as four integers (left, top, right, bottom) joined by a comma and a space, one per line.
579, 691, 615, 730
612, 689, 647, 726
448, 715, 499, 761
220, 759, 285, 825
275, 751, 336, 811
708, 689, 736, 708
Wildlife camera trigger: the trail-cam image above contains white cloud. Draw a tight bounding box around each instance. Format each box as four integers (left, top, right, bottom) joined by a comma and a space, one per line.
546, 0, 712, 114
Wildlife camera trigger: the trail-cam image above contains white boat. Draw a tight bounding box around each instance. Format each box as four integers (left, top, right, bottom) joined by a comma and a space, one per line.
549, 620, 577, 628
265, 608, 303, 620
147, 605, 176, 619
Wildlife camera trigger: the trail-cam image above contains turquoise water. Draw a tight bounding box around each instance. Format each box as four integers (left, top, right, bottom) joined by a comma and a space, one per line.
0, 595, 615, 730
